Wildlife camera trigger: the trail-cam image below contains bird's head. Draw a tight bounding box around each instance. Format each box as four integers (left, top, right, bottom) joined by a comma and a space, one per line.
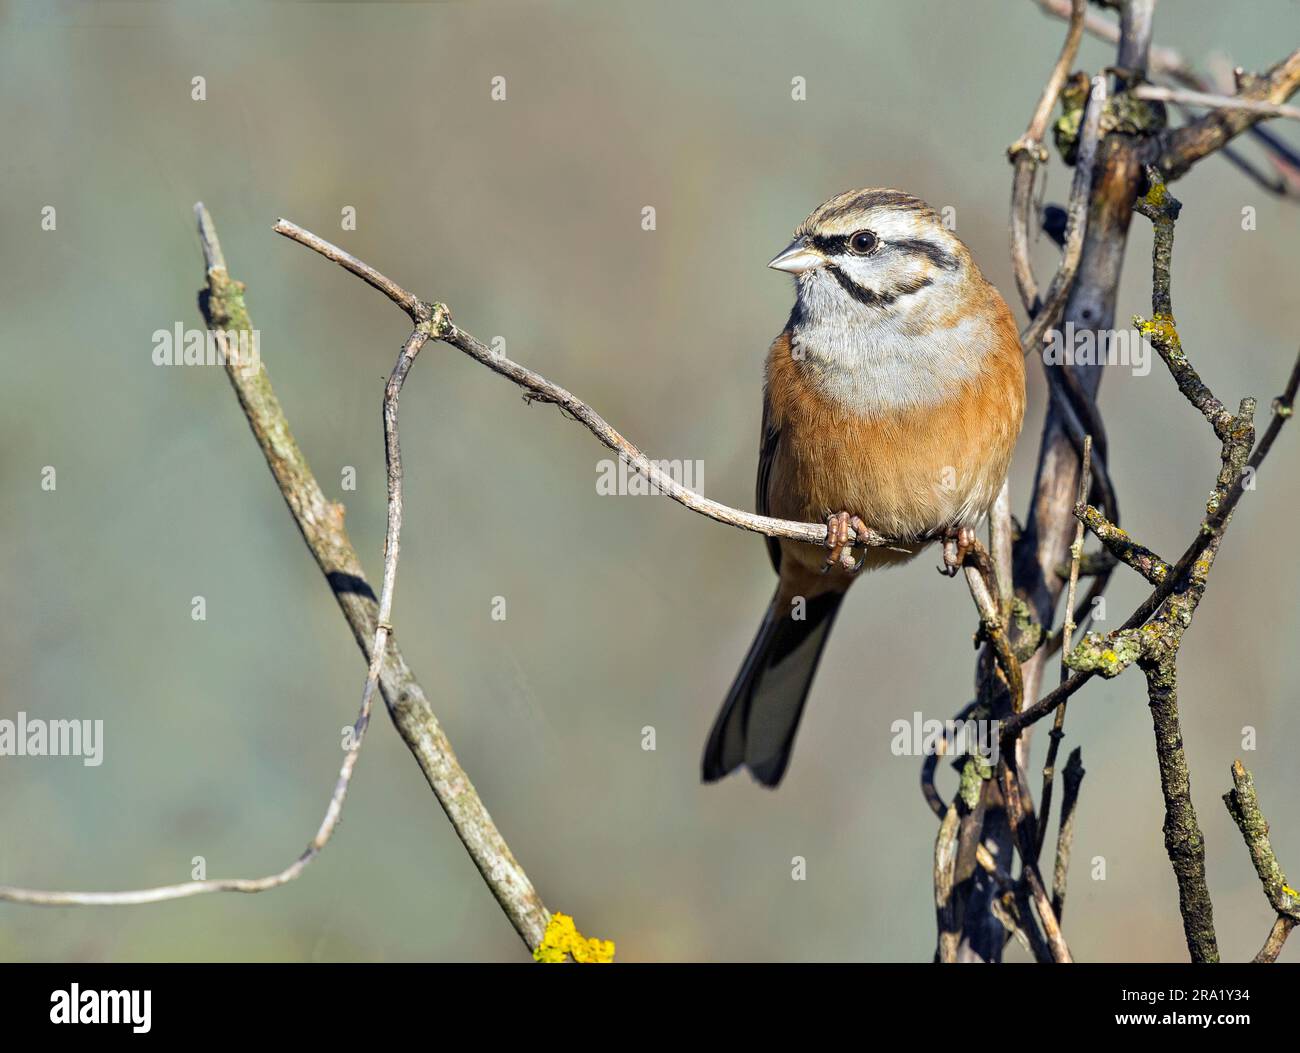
769, 188, 975, 330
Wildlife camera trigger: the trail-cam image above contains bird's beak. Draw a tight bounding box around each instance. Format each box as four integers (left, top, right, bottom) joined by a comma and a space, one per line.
767, 237, 825, 274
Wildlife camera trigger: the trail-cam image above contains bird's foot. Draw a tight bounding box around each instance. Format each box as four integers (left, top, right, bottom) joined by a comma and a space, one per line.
823, 511, 874, 573
938, 525, 977, 577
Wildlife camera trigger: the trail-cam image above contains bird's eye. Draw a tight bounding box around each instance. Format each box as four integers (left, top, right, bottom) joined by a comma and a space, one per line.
848, 230, 878, 255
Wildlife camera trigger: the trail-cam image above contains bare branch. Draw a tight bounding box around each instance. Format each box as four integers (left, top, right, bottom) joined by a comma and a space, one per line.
0, 207, 405, 910
1116, 0, 1156, 73
1033, 0, 1180, 78
1135, 84, 1300, 122
274, 218, 427, 321
1255, 917, 1296, 964
1034, 0, 1300, 195
999, 755, 1073, 962
990, 480, 1015, 618
274, 222, 895, 553
1223, 761, 1300, 923
1009, 0, 1087, 316
1022, 75, 1109, 353
1158, 46, 1300, 180
1009, 304, 1299, 741
213, 207, 550, 948
963, 543, 1024, 713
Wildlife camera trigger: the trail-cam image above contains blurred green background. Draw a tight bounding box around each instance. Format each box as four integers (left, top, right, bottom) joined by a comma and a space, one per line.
1, 0, 1297, 962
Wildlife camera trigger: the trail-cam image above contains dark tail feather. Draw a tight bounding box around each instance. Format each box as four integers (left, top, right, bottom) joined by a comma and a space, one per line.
702, 589, 845, 787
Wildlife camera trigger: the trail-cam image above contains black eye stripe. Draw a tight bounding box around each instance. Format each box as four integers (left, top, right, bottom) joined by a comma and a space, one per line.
890, 238, 959, 271
810, 233, 852, 255
809, 234, 957, 271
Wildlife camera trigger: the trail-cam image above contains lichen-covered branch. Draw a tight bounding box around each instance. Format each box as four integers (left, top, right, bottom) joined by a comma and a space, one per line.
1141, 650, 1218, 961
1074, 503, 1170, 585
1225, 762, 1297, 962
1224, 761, 1300, 933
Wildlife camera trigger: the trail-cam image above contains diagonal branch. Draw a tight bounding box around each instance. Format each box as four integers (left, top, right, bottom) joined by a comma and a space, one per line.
223, 211, 554, 951
1009, 0, 1087, 317
0, 207, 408, 910
1007, 345, 1298, 737
1158, 46, 1300, 180
1134, 84, 1300, 122
1073, 503, 1170, 586
1225, 761, 1299, 920
1034, 0, 1300, 195
271, 219, 894, 557
1224, 760, 1300, 962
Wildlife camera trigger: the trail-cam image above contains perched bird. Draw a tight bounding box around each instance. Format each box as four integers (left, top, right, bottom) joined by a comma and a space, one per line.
703, 188, 1025, 787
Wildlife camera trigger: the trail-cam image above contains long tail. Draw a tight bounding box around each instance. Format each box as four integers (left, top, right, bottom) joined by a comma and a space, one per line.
702, 587, 845, 787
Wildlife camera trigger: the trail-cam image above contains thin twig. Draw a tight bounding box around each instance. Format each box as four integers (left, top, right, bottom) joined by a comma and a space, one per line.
973, 845, 1053, 963
963, 543, 1024, 713
920, 699, 982, 820
1224, 761, 1300, 943
1021, 75, 1108, 351
1159, 46, 1300, 180
1034, 0, 1300, 194
1007, 347, 1299, 737
1059, 436, 1093, 677
273, 218, 427, 320
1135, 84, 1300, 121
1074, 504, 1170, 586
1255, 917, 1296, 963
959, 545, 1070, 962
213, 207, 549, 948
0, 208, 407, 909
999, 756, 1072, 962
1009, 0, 1087, 316
272, 221, 894, 553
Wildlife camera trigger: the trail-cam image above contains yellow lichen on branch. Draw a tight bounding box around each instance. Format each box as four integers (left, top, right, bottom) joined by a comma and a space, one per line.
532, 912, 616, 964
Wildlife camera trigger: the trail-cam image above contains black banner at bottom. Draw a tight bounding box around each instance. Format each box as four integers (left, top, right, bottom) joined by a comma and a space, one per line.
0, 961, 1291, 1038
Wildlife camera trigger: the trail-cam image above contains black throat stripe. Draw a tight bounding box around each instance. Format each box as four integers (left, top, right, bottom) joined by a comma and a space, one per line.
826, 265, 933, 308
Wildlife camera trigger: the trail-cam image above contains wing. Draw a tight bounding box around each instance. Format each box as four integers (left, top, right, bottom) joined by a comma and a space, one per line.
756, 394, 782, 574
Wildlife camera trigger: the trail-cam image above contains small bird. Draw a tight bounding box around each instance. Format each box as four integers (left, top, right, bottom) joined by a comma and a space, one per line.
703, 188, 1025, 787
